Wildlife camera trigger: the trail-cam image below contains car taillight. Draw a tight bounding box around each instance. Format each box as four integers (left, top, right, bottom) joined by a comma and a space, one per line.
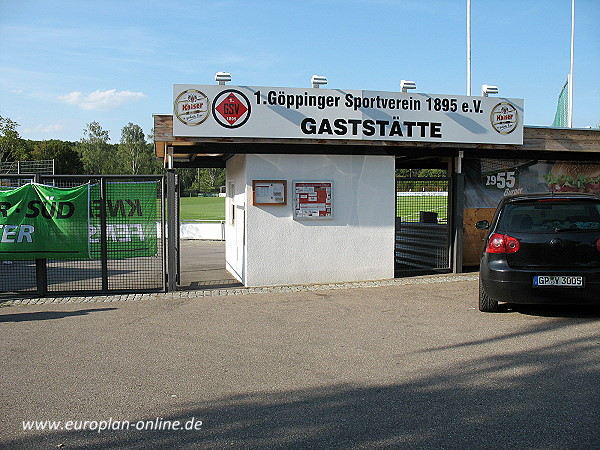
486, 233, 520, 254
596, 237, 600, 252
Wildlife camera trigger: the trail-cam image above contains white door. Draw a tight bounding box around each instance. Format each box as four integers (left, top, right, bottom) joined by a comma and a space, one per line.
234, 205, 245, 280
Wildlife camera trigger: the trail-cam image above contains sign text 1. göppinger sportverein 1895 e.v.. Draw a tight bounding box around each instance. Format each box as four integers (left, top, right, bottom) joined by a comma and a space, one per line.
173, 85, 523, 145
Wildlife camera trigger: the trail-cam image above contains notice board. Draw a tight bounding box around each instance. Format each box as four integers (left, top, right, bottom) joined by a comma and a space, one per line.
252, 180, 287, 205
293, 181, 333, 219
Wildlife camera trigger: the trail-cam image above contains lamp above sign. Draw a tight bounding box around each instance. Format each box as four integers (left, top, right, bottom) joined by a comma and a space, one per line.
173, 84, 524, 145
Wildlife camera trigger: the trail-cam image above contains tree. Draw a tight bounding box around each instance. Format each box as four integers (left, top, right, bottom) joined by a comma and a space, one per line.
178, 168, 197, 194
0, 115, 28, 163
395, 168, 448, 192
76, 121, 117, 174
198, 168, 226, 193
30, 139, 84, 174
181, 168, 226, 194
417, 169, 447, 178
116, 123, 156, 174
418, 169, 448, 192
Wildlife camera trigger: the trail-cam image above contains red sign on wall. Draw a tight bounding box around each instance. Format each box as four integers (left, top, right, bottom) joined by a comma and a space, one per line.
293, 181, 332, 219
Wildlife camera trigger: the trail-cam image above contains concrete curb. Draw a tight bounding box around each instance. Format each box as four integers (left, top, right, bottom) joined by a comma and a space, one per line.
0, 274, 478, 307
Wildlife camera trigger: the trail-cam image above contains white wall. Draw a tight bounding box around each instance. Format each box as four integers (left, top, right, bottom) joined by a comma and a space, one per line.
180, 222, 224, 240
226, 154, 395, 287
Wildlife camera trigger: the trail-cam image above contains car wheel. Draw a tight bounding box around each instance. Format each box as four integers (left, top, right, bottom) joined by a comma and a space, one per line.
479, 280, 499, 312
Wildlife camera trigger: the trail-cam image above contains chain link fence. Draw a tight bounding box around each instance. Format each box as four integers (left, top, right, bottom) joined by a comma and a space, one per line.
1, 175, 166, 296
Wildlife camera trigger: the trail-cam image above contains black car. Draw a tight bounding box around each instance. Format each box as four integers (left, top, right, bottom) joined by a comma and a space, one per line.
476, 192, 600, 312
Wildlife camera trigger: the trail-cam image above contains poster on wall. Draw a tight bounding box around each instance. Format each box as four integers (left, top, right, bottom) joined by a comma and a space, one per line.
293, 181, 333, 219
464, 159, 600, 209
252, 180, 287, 205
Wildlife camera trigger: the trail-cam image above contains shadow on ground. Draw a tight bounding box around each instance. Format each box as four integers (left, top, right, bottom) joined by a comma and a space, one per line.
510, 304, 600, 318
0, 307, 117, 323
5, 316, 598, 449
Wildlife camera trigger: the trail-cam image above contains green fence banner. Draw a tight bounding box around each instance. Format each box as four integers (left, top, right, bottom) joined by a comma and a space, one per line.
0, 181, 158, 260
88, 182, 158, 259
0, 183, 89, 260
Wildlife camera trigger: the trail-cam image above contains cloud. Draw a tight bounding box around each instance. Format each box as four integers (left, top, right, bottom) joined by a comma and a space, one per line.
24, 123, 66, 134
57, 89, 145, 110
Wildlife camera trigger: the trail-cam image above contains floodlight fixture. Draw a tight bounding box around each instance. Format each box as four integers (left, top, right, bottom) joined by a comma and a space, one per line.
215, 72, 232, 85
311, 75, 328, 88
482, 84, 499, 97
400, 80, 417, 92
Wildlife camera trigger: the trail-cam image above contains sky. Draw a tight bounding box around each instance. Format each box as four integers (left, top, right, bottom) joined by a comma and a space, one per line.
0, 0, 598, 143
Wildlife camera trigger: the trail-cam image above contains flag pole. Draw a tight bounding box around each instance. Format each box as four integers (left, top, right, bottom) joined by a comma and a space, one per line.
466, 0, 471, 96
568, 0, 575, 127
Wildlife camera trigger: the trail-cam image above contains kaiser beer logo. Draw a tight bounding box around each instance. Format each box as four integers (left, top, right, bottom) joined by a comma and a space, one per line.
174, 90, 210, 126
212, 89, 251, 128
490, 102, 519, 134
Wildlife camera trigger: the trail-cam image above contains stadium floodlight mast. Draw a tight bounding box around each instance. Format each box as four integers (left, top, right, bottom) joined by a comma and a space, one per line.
467, 0, 471, 95
311, 75, 328, 88
482, 85, 499, 97
400, 80, 417, 92
215, 72, 232, 85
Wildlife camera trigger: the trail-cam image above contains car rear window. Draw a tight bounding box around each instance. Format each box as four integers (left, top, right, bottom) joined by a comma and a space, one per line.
496, 200, 600, 233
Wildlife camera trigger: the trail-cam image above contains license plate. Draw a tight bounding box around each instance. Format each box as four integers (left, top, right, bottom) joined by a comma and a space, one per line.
533, 275, 584, 287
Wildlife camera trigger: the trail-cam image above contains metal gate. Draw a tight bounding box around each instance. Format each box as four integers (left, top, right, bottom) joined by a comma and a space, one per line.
395, 177, 453, 275
1, 174, 166, 296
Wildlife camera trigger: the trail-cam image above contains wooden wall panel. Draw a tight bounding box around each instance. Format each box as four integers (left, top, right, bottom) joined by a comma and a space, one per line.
462, 208, 495, 266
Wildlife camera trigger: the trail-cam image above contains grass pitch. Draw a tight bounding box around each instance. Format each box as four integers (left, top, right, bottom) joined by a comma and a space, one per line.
180, 196, 225, 221
178, 195, 448, 223
396, 195, 448, 223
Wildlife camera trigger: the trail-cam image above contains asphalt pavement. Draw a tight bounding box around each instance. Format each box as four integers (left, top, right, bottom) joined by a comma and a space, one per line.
178, 240, 241, 289
1, 275, 599, 449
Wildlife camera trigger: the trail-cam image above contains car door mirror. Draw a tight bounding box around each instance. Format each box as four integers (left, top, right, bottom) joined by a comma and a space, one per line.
475, 220, 490, 230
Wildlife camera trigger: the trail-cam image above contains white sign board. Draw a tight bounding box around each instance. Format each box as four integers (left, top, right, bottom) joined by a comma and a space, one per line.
252, 180, 287, 205
173, 85, 523, 145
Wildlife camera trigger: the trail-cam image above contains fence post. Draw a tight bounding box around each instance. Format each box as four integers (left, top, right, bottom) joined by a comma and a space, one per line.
35, 260, 47, 296
166, 170, 178, 291
99, 178, 109, 291
452, 173, 464, 273
160, 176, 167, 291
